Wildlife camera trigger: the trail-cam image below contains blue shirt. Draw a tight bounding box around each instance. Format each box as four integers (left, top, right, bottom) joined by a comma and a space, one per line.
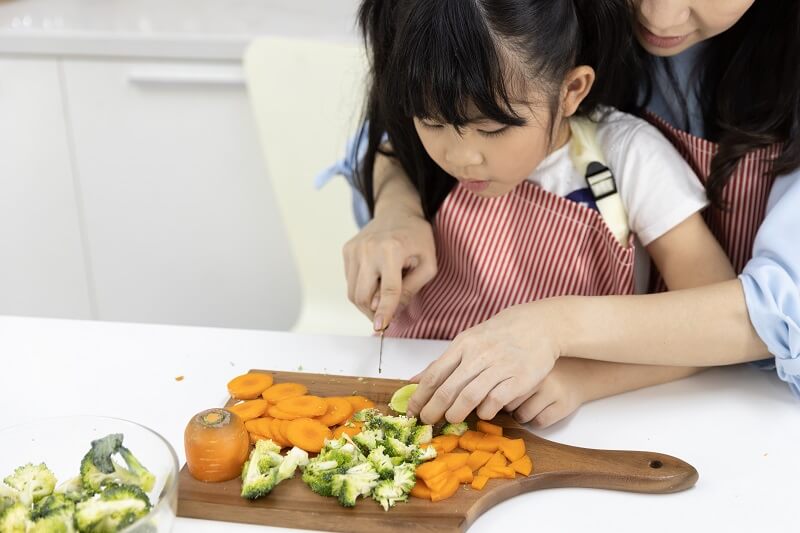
320, 45, 800, 397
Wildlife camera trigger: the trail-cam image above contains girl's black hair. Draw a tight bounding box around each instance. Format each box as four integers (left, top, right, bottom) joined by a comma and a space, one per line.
356, 0, 638, 220
638, 0, 800, 208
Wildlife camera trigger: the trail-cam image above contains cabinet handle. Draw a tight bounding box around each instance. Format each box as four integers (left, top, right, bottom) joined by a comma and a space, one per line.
128, 68, 245, 87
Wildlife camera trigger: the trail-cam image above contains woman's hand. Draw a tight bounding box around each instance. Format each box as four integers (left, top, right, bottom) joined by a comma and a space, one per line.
406, 301, 564, 424
343, 201, 437, 330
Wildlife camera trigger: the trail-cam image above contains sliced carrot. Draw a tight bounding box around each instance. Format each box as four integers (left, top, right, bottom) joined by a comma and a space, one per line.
280, 419, 293, 446
467, 450, 494, 471
270, 418, 289, 447
184, 409, 250, 483
476, 420, 503, 436
415, 459, 448, 481
509, 455, 533, 476
499, 438, 527, 462
486, 451, 507, 468
477, 466, 502, 479
343, 395, 375, 412
228, 399, 268, 422
261, 382, 308, 404
476, 434, 505, 453
244, 417, 274, 437
227, 372, 273, 400
276, 395, 328, 417
410, 479, 432, 499
314, 397, 354, 426
471, 474, 489, 490
432, 435, 460, 453
268, 405, 304, 420
440, 452, 470, 471
430, 474, 460, 502
286, 418, 332, 453
487, 466, 516, 479
425, 471, 452, 494
453, 465, 474, 484
458, 430, 484, 452
249, 433, 268, 445
332, 425, 362, 439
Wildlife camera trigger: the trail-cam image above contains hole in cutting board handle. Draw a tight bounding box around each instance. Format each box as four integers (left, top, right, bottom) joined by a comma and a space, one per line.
649, 460, 663, 469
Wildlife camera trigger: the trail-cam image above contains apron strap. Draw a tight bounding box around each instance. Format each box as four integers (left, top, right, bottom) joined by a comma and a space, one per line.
568, 116, 630, 247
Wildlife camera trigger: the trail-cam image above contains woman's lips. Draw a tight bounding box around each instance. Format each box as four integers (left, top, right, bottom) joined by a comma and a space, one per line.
461, 180, 490, 193
638, 23, 691, 49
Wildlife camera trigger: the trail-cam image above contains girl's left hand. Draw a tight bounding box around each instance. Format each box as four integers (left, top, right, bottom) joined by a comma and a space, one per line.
406, 301, 564, 424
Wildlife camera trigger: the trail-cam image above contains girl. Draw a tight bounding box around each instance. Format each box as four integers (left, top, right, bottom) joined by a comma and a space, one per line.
341, 0, 735, 400
339, 0, 799, 426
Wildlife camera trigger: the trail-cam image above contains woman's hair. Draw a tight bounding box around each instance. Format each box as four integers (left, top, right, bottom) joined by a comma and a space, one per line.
355, 0, 638, 220
638, 0, 800, 208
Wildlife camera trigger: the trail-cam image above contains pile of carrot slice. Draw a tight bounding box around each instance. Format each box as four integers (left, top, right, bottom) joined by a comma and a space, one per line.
412, 420, 533, 501
226, 372, 373, 454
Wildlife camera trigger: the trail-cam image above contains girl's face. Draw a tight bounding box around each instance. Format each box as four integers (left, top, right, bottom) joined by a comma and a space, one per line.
633, 0, 755, 56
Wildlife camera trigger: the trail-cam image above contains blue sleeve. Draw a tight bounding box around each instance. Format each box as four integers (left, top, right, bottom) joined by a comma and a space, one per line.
314, 123, 372, 228
739, 169, 800, 398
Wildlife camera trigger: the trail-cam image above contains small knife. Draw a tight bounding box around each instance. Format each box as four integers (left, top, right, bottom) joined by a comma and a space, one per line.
378, 328, 385, 374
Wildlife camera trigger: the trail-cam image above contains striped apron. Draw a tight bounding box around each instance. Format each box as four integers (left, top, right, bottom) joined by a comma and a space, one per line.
645, 113, 781, 289
385, 181, 636, 340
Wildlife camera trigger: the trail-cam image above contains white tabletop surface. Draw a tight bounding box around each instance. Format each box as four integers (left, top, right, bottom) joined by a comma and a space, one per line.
1, 315, 797, 532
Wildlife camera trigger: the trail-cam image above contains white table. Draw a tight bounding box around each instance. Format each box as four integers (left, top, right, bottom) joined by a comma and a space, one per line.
1, 315, 797, 532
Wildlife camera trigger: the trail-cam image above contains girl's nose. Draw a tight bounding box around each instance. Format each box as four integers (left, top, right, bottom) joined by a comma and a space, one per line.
444, 146, 484, 168
638, 0, 691, 32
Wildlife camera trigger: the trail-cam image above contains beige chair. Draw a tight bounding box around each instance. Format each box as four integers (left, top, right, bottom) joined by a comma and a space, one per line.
244, 36, 371, 335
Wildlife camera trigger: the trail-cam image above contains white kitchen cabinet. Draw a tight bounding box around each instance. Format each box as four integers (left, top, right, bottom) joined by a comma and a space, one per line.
61, 58, 300, 330
0, 57, 93, 319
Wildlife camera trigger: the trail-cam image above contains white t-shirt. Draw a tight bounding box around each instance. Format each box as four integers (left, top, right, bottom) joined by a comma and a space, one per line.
527, 109, 709, 292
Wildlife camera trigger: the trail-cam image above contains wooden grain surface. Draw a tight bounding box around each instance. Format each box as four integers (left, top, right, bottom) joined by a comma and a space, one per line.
177, 370, 699, 532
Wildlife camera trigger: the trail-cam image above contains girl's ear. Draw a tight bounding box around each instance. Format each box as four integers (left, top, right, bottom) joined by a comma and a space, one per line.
560, 66, 595, 118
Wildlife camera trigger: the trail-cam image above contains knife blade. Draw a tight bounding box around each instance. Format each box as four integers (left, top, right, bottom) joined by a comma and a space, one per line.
378, 328, 385, 374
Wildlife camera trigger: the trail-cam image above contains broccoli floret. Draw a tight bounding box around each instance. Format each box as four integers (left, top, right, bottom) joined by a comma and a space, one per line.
276, 447, 309, 482
366, 447, 394, 479
352, 429, 384, 454
377, 416, 418, 443
352, 408, 381, 425
74, 485, 151, 533
392, 463, 416, 493
409, 444, 438, 464
409, 425, 433, 445
301, 466, 341, 497
330, 463, 379, 507
32, 493, 75, 520
3, 463, 56, 507
0, 501, 30, 532
383, 437, 417, 460
371, 479, 409, 511
54, 477, 88, 503
0, 483, 20, 509
240, 440, 284, 500
80, 434, 155, 493
441, 422, 469, 436
29, 513, 77, 533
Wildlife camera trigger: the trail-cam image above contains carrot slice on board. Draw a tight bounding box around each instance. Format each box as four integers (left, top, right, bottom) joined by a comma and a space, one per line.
261, 382, 308, 404
499, 438, 527, 462
286, 418, 332, 453
415, 460, 448, 481
467, 450, 493, 471
244, 417, 274, 437
249, 433, 268, 445
476, 434, 505, 453
228, 399, 268, 422
486, 451, 507, 468
270, 418, 289, 447
276, 395, 328, 417
333, 425, 362, 439
410, 479, 432, 499
425, 471, 452, 494
315, 397, 354, 427
471, 475, 489, 491
440, 452, 470, 471
430, 475, 460, 502
477, 466, 502, 479
432, 435, 460, 453
476, 420, 503, 436
343, 395, 375, 412
227, 373, 274, 400
509, 455, 533, 476
458, 430, 484, 452
268, 405, 304, 420
453, 465, 474, 484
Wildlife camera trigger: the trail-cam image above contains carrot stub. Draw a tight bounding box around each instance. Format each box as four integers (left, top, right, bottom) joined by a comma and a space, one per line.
471, 475, 489, 491
509, 455, 533, 476
227, 372, 274, 400
185, 408, 250, 483
315, 397, 354, 427
228, 399, 268, 422
276, 395, 328, 417
286, 418, 332, 453
476, 420, 503, 436
261, 382, 308, 404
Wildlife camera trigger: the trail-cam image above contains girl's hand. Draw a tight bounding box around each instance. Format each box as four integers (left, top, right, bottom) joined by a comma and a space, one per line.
406, 301, 564, 424
343, 208, 437, 329
504, 358, 588, 428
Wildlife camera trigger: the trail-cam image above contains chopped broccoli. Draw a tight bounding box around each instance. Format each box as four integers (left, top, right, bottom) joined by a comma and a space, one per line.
80, 434, 155, 493
74, 485, 150, 533
0, 501, 29, 532
29, 513, 77, 533
410, 444, 438, 464
3, 463, 56, 507
240, 440, 284, 500
330, 463, 379, 507
378, 416, 417, 443
352, 408, 381, 425
383, 437, 416, 460
371, 479, 408, 511
392, 463, 416, 493
352, 429, 384, 454
32, 493, 75, 520
276, 447, 309, 482
441, 422, 469, 436
366, 447, 394, 479
53, 477, 87, 504
409, 425, 433, 445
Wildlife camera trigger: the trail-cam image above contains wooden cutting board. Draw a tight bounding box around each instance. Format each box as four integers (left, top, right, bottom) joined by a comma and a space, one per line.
177, 370, 698, 532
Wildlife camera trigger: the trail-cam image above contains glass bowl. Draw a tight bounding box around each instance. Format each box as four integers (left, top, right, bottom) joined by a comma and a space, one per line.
0, 415, 178, 532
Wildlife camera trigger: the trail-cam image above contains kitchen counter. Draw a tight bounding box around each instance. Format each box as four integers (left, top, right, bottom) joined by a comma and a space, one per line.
1, 315, 797, 532
0, 0, 361, 59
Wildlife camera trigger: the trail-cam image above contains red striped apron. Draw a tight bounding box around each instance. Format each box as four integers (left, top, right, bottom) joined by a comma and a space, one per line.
385, 181, 635, 340
644, 113, 781, 289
